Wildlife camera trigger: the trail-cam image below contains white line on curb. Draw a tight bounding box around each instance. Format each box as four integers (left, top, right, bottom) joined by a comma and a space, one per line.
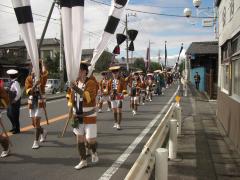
98, 85, 180, 180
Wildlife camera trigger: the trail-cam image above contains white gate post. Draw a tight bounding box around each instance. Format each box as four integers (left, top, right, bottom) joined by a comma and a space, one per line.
169, 119, 177, 159
176, 107, 182, 135
155, 148, 168, 180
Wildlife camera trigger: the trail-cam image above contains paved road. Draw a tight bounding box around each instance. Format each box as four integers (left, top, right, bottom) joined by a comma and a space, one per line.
0, 84, 179, 180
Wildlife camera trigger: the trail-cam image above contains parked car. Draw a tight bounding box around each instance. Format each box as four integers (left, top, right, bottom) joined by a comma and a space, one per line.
63, 81, 70, 92
0, 78, 11, 90
45, 79, 60, 94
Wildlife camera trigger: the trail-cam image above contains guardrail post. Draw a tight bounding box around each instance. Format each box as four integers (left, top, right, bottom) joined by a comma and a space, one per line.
176, 106, 182, 135
184, 84, 187, 97
155, 148, 168, 180
169, 119, 177, 159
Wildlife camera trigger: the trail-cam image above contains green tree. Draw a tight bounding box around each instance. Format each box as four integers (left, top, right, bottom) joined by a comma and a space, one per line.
150, 62, 161, 72
179, 59, 185, 75
95, 51, 112, 72
133, 58, 145, 71
44, 52, 60, 78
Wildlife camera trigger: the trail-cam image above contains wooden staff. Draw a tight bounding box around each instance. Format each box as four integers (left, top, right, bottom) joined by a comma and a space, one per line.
61, 107, 73, 137
0, 117, 13, 146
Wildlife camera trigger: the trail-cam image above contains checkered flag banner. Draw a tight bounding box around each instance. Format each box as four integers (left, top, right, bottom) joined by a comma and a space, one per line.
11, 0, 40, 80
60, 0, 85, 82
88, 0, 129, 77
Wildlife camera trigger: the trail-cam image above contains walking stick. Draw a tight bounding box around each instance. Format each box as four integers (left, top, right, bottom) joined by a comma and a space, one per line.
61, 107, 73, 137
0, 118, 13, 146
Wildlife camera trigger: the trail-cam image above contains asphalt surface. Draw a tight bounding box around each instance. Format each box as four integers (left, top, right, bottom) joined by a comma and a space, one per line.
168, 85, 240, 180
0, 84, 179, 180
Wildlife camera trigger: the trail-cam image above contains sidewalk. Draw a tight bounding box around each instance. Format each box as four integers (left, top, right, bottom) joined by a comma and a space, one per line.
168, 84, 240, 180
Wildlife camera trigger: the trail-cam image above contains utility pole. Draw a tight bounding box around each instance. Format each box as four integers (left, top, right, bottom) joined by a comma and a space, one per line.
125, 14, 129, 72
38, 1, 56, 57
164, 41, 167, 68
59, 10, 64, 91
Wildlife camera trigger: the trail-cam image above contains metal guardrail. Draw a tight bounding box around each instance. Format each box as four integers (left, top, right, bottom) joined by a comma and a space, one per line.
125, 103, 178, 180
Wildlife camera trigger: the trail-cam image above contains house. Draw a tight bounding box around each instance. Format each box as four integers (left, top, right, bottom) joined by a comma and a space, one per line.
215, 0, 240, 152
0, 38, 60, 79
0, 38, 111, 84
185, 41, 218, 99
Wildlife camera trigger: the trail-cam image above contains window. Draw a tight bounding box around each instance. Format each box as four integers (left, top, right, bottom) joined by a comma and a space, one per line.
232, 59, 240, 98
232, 34, 240, 55
221, 64, 230, 92
221, 42, 231, 94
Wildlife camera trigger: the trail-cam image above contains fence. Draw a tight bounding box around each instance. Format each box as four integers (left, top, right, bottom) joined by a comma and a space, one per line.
125, 102, 182, 180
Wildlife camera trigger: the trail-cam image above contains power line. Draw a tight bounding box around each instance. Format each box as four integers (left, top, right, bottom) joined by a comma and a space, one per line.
0, 3, 59, 21
88, 0, 215, 19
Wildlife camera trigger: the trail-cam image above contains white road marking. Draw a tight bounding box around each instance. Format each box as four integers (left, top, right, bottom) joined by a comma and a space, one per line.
99, 85, 180, 180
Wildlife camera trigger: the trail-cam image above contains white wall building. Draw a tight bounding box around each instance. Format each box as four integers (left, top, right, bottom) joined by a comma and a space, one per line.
216, 0, 240, 152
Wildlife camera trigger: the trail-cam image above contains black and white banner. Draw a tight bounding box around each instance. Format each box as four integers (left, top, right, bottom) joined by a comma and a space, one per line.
88, 0, 129, 76
12, 0, 40, 80
60, 0, 85, 82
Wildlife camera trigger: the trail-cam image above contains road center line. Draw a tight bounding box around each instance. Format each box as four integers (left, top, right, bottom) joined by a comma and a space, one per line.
98, 85, 180, 180
7, 114, 68, 137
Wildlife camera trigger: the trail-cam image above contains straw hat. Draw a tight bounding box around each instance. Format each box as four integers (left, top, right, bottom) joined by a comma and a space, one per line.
6, 69, 18, 75
109, 66, 120, 71
80, 60, 91, 66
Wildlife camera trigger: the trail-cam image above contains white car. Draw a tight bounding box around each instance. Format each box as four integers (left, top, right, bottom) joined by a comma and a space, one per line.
45, 79, 60, 94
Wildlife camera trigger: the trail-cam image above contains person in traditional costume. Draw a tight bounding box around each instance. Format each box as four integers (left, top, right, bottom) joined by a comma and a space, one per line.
6, 69, 21, 134
67, 61, 99, 170
25, 61, 48, 149
109, 66, 127, 130
127, 72, 141, 116
0, 84, 10, 157
139, 71, 146, 105
145, 73, 154, 101
98, 71, 111, 113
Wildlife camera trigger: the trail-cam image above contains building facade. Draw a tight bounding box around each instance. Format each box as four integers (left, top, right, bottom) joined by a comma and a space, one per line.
216, 0, 240, 152
186, 41, 218, 99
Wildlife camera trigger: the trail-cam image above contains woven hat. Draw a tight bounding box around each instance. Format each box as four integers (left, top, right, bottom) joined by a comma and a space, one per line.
6, 69, 18, 75
109, 66, 120, 71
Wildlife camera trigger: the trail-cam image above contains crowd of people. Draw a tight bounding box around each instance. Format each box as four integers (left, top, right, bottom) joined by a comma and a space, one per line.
0, 61, 179, 170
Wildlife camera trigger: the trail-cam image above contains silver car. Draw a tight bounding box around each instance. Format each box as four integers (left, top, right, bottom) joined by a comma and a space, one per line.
45, 79, 60, 94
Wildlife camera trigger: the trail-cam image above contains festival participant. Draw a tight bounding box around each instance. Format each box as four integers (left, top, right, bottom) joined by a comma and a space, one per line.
0, 84, 10, 157
146, 73, 154, 101
109, 66, 126, 130
128, 72, 141, 116
6, 69, 21, 134
67, 61, 99, 170
25, 61, 48, 149
98, 71, 111, 113
138, 71, 146, 105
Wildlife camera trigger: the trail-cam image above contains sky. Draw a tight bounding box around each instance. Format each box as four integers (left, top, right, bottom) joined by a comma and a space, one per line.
0, 0, 217, 66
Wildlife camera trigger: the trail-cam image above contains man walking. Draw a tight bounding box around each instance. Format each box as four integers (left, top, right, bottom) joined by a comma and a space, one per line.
67, 61, 99, 170
0, 83, 10, 157
194, 72, 200, 90
109, 66, 127, 130
25, 61, 48, 149
98, 71, 111, 113
6, 69, 21, 134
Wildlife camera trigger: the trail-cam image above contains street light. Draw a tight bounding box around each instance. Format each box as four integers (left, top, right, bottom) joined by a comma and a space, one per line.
193, 0, 201, 8
183, 0, 218, 39
184, 8, 192, 18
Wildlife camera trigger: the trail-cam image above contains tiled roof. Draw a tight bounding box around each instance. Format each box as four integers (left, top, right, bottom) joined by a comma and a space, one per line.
0, 38, 60, 48
186, 41, 218, 55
